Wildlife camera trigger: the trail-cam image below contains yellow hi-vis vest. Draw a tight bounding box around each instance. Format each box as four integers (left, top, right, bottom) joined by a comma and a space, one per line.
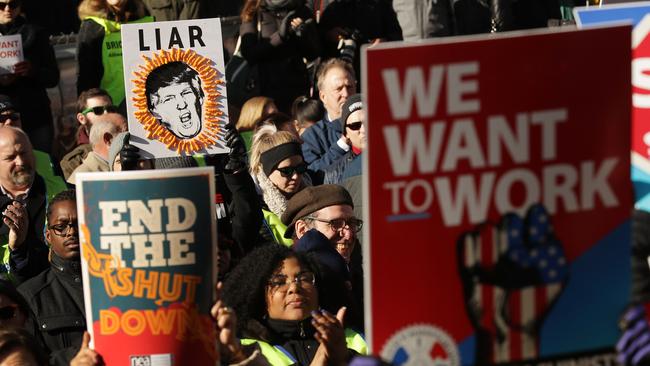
241, 328, 367, 365
84, 16, 154, 105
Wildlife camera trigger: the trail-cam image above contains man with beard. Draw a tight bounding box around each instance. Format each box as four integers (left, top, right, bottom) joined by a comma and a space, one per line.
0, 127, 56, 284
146, 61, 204, 140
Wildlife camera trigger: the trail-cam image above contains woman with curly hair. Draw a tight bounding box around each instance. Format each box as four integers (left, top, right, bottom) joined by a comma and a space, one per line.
76, 0, 152, 109
250, 118, 309, 246
222, 244, 366, 365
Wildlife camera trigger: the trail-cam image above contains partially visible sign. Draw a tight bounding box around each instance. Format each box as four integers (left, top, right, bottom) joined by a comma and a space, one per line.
122, 19, 230, 158
575, 2, 650, 211
77, 168, 218, 365
0, 35, 22, 75
363, 25, 632, 365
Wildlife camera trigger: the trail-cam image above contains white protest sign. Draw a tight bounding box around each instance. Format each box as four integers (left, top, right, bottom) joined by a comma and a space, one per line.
0, 35, 22, 75
122, 19, 229, 158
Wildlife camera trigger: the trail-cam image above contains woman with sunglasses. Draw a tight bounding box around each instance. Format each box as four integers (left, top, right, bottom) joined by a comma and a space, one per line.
324, 94, 364, 185
0, 0, 59, 153
76, 0, 152, 109
222, 244, 366, 365
18, 189, 86, 366
250, 119, 310, 246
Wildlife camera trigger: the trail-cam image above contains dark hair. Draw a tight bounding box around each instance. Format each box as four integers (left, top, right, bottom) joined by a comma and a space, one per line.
0, 280, 29, 318
77, 88, 112, 113
223, 245, 324, 339
255, 112, 293, 132
0, 328, 47, 365
291, 97, 324, 128
46, 189, 76, 223
145, 61, 204, 111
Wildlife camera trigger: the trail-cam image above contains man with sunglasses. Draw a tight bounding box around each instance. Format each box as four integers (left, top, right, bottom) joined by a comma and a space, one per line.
61, 89, 116, 180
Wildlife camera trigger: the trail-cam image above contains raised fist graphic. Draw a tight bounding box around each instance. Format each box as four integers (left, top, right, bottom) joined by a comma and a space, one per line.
457, 204, 569, 364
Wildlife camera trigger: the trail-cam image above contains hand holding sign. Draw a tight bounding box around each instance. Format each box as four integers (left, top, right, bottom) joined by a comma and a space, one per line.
70, 332, 104, 366
457, 204, 568, 363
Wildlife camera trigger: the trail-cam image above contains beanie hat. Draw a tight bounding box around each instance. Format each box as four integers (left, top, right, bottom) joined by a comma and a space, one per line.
340, 94, 363, 127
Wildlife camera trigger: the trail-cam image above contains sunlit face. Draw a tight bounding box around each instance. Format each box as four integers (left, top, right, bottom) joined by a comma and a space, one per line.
79, 96, 112, 129
345, 109, 366, 150
0, 129, 34, 190
311, 205, 356, 263
45, 200, 79, 260
265, 257, 319, 321
0, 1, 19, 25
106, 0, 126, 9
268, 155, 304, 196
0, 294, 25, 328
319, 67, 356, 120
151, 82, 203, 139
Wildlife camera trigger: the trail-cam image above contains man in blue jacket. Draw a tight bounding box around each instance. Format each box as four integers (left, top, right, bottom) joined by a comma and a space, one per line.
301, 58, 357, 179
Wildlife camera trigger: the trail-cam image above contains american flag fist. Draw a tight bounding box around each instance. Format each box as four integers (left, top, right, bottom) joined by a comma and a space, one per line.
457, 204, 568, 364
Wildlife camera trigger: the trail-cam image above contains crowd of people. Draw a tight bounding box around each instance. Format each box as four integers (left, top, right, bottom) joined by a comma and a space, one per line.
0, 0, 592, 365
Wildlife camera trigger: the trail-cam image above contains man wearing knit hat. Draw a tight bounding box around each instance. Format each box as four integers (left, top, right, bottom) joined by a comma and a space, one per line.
281, 184, 362, 264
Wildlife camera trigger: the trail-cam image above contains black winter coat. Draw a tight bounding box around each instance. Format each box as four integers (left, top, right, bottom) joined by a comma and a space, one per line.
1, 174, 52, 285
0, 16, 59, 134
18, 254, 85, 366
240, 5, 321, 113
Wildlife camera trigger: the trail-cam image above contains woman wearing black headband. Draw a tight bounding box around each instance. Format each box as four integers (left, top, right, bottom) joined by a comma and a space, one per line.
250, 123, 310, 246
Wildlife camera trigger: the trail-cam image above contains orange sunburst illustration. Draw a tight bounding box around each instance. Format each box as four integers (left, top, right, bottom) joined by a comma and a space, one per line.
131, 48, 224, 155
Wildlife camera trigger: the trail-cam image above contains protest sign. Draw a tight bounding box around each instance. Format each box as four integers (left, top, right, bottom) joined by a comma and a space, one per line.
122, 19, 229, 158
363, 25, 632, 365
0, 35, 22, 75
77, 167, 218, 365
574, 3, 650, 211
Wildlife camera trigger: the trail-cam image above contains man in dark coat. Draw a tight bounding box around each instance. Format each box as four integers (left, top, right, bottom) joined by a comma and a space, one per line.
0, 127, 57, 285
19, 189, 85, 366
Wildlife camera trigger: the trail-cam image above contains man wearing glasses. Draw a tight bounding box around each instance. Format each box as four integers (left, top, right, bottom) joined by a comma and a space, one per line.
281, 184, 362, 264
281, 184, 365, 328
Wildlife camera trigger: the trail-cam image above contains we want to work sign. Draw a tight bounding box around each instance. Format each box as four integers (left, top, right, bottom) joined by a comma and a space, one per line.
363, 26, 633, 365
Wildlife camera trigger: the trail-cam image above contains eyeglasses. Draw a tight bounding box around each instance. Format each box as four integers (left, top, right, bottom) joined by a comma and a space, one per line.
81, 105, 119, 116
267, 272, 316, 293
47, 222, 78, 236
346, 121, 363, 131
0, 1, 19, 10
305, 216, 363, 233
0, 304, 17, 320
0, 112, 19, 121
276, 163, 307, 178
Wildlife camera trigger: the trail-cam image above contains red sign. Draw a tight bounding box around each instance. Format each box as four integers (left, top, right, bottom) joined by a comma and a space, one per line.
363, 26, 632, 365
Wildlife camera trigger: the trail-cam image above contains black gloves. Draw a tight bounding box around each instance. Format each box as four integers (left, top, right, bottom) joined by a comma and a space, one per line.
120, 144, 141, 171
278, 10, 298, 40
224, 125, 248, 173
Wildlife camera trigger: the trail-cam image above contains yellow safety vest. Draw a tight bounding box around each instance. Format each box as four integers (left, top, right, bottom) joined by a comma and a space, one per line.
241, 329, 367, 366
262, 209, 293, 247
85, 16, 154, 105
